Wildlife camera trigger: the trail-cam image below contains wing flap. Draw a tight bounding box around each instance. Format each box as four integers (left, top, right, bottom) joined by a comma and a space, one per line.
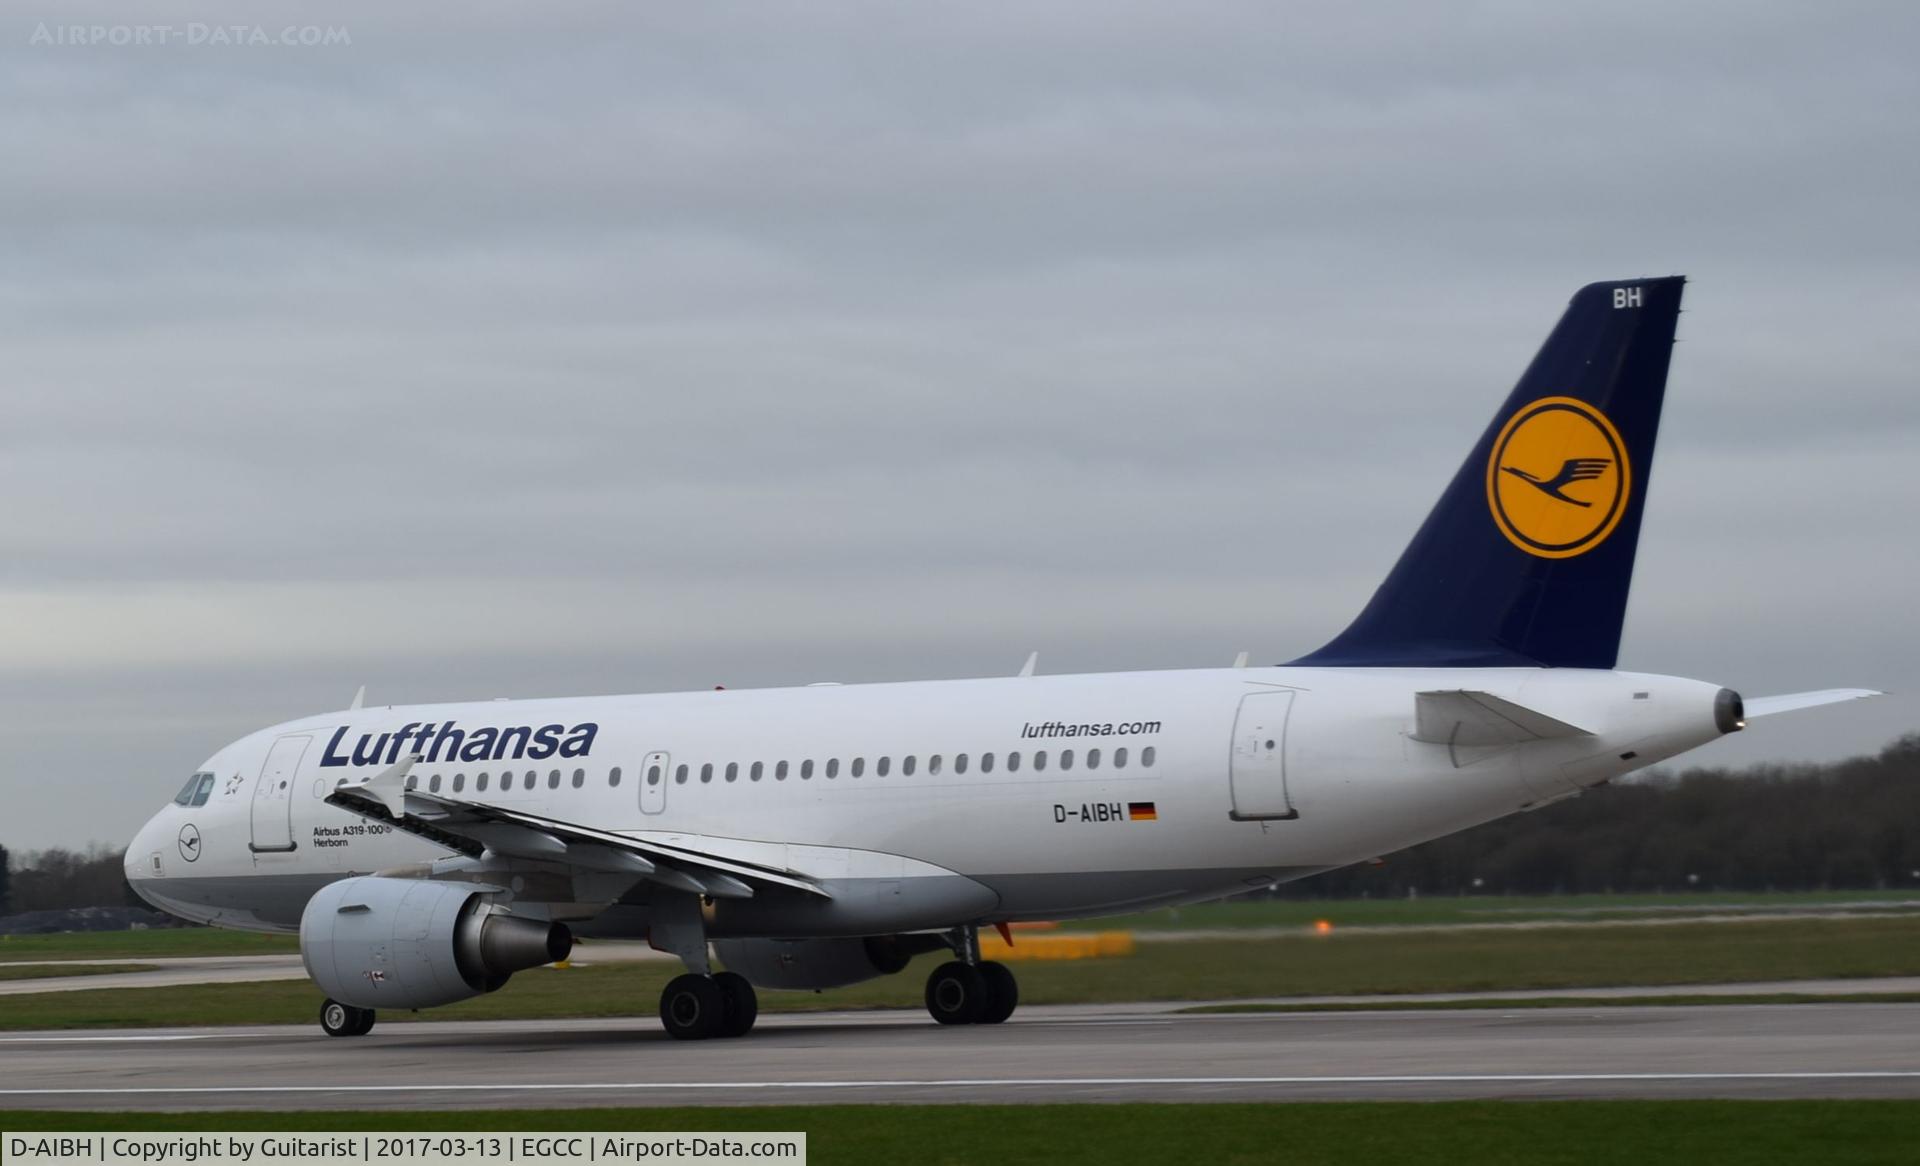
326, 781, 826, 898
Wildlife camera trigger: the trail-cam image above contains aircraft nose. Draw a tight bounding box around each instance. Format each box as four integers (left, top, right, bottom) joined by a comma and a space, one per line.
125, 811, 168, 887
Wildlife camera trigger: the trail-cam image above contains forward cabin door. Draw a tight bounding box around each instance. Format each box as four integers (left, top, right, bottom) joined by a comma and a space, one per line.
640, 750, 670, 815
1228, 691, 1298, 820
249, 734, 309, 852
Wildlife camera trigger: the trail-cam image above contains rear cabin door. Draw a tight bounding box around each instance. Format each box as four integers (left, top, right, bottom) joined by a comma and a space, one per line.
640, 750, 670, 815
249, 734, 310, 852
1228, 691, 1298, 820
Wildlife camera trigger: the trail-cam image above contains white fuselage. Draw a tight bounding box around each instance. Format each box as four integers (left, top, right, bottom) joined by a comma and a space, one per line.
126, 665, 1729, 935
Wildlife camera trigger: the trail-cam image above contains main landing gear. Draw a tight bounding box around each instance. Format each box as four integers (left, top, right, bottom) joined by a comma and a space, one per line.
319, 998, 375, 1037
660, 971, 759, 1040
924, 925, 1018, 1026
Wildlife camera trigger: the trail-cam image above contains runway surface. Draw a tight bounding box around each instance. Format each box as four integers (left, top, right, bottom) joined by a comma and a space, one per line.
4, 1001, 1918, 1109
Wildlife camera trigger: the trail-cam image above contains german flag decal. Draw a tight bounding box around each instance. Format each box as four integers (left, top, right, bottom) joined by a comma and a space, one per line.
1128, 802, 1158, 821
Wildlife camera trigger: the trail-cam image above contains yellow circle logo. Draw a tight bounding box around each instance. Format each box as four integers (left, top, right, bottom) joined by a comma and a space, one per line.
1486, 396, 1630, 558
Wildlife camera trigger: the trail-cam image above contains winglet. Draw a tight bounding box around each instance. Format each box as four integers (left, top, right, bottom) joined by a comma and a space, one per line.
349, 684, 366, 711
1018, 651, 1039, 678
359, 755, 418, 817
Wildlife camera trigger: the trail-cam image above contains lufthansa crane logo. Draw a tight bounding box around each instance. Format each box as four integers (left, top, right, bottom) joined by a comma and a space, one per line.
1486, 396, 1630, 558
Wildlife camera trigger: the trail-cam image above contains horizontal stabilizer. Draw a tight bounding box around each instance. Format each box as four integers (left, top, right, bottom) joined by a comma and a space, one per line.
1742, 688, 1883, 720
1413, 690, 1593, 747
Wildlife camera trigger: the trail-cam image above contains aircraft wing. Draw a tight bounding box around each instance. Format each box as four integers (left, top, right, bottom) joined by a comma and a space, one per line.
1741, 688, 1883, 720
1412, 690, 1592, 747
326, 760, 827, 900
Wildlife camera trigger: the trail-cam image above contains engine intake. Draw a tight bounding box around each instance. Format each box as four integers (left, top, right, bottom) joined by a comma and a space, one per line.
300, 876, 571, 1010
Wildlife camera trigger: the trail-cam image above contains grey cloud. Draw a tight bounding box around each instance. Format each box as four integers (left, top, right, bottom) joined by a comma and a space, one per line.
3, 0, 1916, 850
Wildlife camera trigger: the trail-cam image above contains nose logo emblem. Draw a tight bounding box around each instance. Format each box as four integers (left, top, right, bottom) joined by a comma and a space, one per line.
177, 823, 202, 863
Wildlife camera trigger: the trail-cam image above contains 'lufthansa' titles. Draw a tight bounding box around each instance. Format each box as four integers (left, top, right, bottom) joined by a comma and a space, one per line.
320, 720, 599, 768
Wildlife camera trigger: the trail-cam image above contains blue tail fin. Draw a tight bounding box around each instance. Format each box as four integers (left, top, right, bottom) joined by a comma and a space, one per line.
1294, 276, 1685, 669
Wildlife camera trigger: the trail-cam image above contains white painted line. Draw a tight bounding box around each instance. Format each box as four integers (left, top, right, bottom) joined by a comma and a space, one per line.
4, 1071, 1920, 1096
0, 1033, 270, 1044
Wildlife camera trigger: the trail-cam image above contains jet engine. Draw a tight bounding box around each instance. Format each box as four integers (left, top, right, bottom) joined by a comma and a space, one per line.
711, 934, 949, 990
299, 876, 571, 1010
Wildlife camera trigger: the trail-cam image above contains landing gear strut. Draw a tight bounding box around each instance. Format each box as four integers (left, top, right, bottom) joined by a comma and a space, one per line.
924, 924, 1018, 1026
659, 972, 759, 1040
319, 998, 375, 1037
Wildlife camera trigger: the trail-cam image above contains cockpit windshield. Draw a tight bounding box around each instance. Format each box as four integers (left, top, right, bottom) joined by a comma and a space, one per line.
172, 772, 215, 807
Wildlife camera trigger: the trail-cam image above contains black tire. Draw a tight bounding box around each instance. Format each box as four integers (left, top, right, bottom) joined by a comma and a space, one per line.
660, 973, 724, 1040
713, 971, 759, 1038
976, 960, 1018, 1024
319, 999, 373, 1037
924, 960, 988, 1025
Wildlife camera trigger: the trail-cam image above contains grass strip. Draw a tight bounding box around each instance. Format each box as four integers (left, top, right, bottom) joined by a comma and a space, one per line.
3, 916, 1919, 1030
1060, 888, 1920, 930
0, 930, 297, 963
1177, 992, 1920, 1013
3, 1102, 1918, 1165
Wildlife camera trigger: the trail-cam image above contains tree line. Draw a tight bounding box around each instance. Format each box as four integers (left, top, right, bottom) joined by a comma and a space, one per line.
1287, 733, 1920, 898
3, 734, 1918, 915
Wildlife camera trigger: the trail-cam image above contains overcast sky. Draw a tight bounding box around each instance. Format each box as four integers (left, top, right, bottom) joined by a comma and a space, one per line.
4, 2, 1916, 854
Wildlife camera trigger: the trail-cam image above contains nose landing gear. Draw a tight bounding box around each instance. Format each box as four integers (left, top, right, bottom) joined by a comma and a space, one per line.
924, 924, 1018, 1025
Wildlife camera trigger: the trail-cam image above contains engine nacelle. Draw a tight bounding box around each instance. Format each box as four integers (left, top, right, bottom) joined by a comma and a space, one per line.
711, 934, 948, 990
299, 876, 571, 1010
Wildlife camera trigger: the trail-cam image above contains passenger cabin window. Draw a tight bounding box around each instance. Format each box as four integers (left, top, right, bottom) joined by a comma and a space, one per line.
675, 764, 689, 784
1008, 752, 1021, 772
955, 753, 968, 774
406, 775, 419, 791
1034, 751, 1048, 772
801, 760, 814, 780
726, 762, 739, 783
429, 774, 443, 793
700, 763, 713, 784
1060, 749, 1074, 771
452, 773, 466, 792
477, 773, 490, 792
903, 755, 917, 776
572, 768, 585, 788
852, 757, 865, 778
1114, 747, 1128, 769
877, 756, 891, 777
548, 769, 561, 789
826, 758, 839, 778
982, 752, 995, 773
1143, 746, 1157, 768
751, 762, 764, 782
776, 761, 789, 781
929, 755, 943, 775
1087, 748, 1101, 769
610, 766, 623, 787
